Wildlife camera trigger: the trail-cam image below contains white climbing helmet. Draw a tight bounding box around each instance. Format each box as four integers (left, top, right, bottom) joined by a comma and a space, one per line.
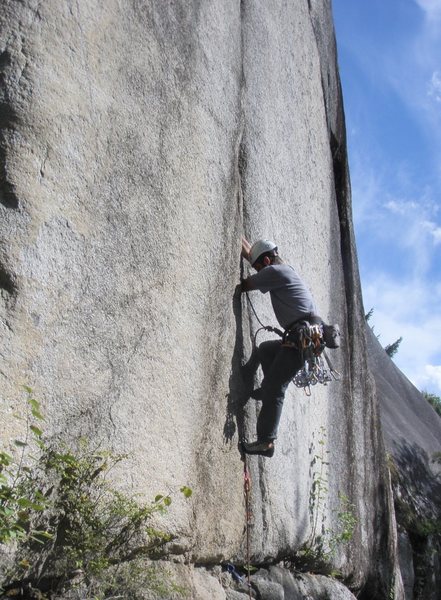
249, 239, 278, 266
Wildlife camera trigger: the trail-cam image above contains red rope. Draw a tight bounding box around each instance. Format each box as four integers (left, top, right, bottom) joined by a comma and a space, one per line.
243, 455, 252, 599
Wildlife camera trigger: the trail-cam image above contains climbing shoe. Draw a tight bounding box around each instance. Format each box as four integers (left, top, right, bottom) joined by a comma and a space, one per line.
242, 440, 275, 458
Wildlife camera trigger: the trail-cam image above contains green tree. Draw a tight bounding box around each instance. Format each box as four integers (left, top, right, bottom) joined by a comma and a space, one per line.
364, 307, 403, 356
422, 391, 441, 417
365, 307, 374, 322
384, 337, 403, 358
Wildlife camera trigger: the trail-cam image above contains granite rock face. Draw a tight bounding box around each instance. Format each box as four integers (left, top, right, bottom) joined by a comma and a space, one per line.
252, 567, 358, 599
1, 1, 404, 599
367, 327, 441, 600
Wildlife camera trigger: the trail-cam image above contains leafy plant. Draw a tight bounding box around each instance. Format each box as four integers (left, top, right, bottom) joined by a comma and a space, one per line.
308, 426, 329, 552
1, 389, 191, 599
388, 574, 396, 600
329, 493, 357, 551
0, 388, 50, 546
295, 427, 357, 574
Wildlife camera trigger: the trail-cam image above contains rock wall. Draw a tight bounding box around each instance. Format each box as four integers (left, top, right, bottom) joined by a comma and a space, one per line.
1, 1, 404, 598
367, 327, 441, 600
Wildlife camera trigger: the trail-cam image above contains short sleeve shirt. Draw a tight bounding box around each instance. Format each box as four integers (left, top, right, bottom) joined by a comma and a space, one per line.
248, 264, 316, 329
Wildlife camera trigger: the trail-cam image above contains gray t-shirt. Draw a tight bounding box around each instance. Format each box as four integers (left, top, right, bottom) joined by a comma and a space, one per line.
248, 264, 316, 329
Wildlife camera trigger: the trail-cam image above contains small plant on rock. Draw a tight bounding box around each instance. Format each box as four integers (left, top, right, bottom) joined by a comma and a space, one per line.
295, 427, 357, 574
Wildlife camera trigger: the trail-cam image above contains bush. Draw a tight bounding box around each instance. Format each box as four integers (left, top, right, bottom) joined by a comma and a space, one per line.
0, 389, 191, 599
422, 391, 441, 418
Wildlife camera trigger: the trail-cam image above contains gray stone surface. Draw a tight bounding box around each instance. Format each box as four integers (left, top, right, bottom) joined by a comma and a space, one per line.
252, 566, 357, 599
226, 590, 254, 600
367, 326, 441, 472
1, 2, 405, 599
252, 572, 284, 600
397, 532, 414, 600
367, 326, 441, 599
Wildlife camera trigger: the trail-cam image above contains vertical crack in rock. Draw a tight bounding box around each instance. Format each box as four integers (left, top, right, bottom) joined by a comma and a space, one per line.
0, 1, 42, 210
236, 0, 272, 560
237, 0, 247, 227
306, 1, 357, 311
0, 164, 19, 209
308, 0, 360, 539
0, 261, 17, 312
307, 5, 403, 597
223, 0, 247, 446
0, 263, 16, 296
0, 99, 20, 209
330, 112, 402, 600
0, 39, 22, 209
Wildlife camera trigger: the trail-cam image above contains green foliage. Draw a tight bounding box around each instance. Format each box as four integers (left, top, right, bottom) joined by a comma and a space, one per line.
365, 307, 374, 322
414, 518, 441, 537
365, 309, 404, 353
307, 427, 329, 552
0, 392, 49, 545
1, 389, 192, 599
394, 495, 441, 539
384, 337, 403, 358
180, 486, 193, 499
295, 427, 357, 574
422, 391, 441, 417
331, 494, 357, 548
388, 575, 396, 600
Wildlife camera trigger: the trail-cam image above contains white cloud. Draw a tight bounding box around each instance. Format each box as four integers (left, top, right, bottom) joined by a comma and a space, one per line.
428, 70, 441, 102
384, 199, 419, 215
351, 159, 441, 274
425, 365, 441, 390
409, 9, 441, 130
352, 165, 441, 395
422, 220, 441, 243
363, 275, 441, 395
335, 1, 441, 396
414, 0, 441, 23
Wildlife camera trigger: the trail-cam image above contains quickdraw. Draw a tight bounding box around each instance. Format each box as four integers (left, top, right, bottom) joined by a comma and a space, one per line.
292, 350, 341, 395
284, 321, 341, 394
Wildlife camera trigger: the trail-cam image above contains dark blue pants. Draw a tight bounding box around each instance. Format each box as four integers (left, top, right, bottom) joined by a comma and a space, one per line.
256, 340, 302, 442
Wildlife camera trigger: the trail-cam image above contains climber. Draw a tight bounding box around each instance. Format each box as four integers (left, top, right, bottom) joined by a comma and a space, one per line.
240, 238, 318, 457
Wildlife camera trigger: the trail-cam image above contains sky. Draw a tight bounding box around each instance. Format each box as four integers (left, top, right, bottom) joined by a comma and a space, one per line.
332, 0, 441, 395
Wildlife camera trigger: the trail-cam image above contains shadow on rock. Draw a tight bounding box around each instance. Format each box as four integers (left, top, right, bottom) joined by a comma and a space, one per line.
224, 285, 258, 446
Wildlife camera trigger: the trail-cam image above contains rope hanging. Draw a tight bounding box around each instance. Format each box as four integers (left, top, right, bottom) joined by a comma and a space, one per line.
243, 454, 252, 600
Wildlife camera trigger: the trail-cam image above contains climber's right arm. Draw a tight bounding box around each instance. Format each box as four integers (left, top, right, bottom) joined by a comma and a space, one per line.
241, 277, 255, 293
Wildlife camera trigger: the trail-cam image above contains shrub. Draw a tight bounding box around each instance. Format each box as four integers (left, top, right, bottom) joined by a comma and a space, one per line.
0, 389, 191, 599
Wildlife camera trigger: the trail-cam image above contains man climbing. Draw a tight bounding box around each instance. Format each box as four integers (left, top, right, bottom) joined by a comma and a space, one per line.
240, 238, 318, 457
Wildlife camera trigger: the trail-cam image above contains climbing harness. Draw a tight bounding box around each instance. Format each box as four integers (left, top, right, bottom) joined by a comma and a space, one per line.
245, 292, 341, 395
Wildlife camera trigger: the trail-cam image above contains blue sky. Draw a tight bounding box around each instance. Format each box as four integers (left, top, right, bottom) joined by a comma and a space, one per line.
332, 0, 441, 395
